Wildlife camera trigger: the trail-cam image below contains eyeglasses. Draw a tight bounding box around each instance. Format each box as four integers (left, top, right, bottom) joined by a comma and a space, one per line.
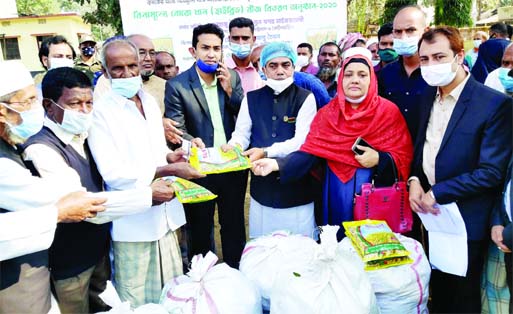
139, 50, 157, 58
1, 97, 39, 111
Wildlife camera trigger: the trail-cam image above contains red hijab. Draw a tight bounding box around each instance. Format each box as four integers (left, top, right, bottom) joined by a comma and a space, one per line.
300, 54, 413, 183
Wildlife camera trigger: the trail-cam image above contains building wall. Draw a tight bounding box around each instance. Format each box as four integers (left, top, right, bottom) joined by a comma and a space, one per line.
0, 14, 91, 73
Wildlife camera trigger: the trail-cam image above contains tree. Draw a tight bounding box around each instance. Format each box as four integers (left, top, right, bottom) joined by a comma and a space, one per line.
381, 0, 418, 24
70, 0, 123, 35
16, 0, 59, 16
434, 0, 473, 27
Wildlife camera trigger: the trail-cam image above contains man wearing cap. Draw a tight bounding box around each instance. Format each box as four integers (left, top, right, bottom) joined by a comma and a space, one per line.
0, 60, 107, 314
75, 34, 102, 83
223, 42, 317, 238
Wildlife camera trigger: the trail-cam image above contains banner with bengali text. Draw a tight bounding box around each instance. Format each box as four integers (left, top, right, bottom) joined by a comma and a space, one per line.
119, 0, 347, 70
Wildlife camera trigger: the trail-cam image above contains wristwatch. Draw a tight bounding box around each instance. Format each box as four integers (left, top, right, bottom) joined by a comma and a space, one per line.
262, 147, 268, 158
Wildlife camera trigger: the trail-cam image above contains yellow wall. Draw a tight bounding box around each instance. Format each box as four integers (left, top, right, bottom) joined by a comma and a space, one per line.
0, 14, 91, 73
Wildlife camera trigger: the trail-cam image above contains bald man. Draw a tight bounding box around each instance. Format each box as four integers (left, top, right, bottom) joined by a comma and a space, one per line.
155, 51, 179, 81
378, 5, 430, 141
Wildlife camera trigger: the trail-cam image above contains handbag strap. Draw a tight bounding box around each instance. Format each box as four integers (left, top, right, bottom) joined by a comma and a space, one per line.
385, 152, 399, 184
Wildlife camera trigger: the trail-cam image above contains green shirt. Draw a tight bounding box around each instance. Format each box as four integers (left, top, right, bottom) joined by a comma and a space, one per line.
197, 71, 226, 147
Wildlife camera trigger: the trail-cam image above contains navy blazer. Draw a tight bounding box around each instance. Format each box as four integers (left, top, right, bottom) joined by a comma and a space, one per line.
164, 64, 244, 147
412, 76, 512, 241
491, 158, 513, 248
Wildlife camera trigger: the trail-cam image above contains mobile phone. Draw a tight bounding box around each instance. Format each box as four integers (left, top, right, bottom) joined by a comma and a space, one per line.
351, 137, 374, 155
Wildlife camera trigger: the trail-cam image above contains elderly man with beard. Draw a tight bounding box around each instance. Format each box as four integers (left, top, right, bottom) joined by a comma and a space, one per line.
316, 41, 342, 98
0, 60, 106, 314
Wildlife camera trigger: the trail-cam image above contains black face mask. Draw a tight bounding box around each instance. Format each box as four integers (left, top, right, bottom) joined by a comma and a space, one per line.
81, 46, 95, 57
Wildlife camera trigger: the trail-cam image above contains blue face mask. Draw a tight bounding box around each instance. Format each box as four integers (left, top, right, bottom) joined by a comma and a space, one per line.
196, 59, 219, 74
393, 36, 419, 57
81, 46, 95, 57
498, 67, 513, 92
110, 75, 142, 98
2, 104, 44, 140
230, 43, 252, 59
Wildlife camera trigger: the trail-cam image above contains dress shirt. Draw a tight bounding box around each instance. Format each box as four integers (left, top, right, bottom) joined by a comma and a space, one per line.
378, 57, 429, 139
0, 206, 57, 261
484, 67, 505, 94
197, 71, 226, 147
22, 118, 153, 224
505, 180, 512, 222
228, 91, 317, 158
303, 63, 319, 75
88, 89, 185, 242
226, 55, 264, 94
423, 74, 470, 185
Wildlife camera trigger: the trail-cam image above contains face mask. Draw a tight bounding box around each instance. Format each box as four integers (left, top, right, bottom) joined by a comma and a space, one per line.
258, 70, 267, 80
498, 67, 513, 92
420, 56, 458, 87
81, 46, 95, 57
371, 59, 380, 67
377, 48, 399, 63
48, 57, 74, 70
2, 104, 44, 140
393, 36, 419, 57
49, 99, 93, 135
345, 93, 367, 104
265, 77, 294, 94
196, 59, 219, 74
111, 76, 142, 98
230, 43, 251, 59
473, 40, 482, 49
295, 55, 310, 69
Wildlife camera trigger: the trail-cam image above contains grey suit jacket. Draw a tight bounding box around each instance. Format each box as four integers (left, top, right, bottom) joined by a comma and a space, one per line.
164, 64, 244, 147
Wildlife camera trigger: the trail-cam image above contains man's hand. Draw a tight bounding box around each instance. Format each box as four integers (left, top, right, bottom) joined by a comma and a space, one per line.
191, 137, 206, 149
252, 158, 279, 176
491, 225, 512, 252
409, 180, 426, 214
151, 179, 175, 205
220, 144, 235, 153
162, 118, 183, 144
354, 146, 379, 168
56, 191, 107, 223
167, 148, 187, 163
216, 62, 232, 98
420, 189, 440, 215
243, 147, 265, 162
158, 162, 205, 180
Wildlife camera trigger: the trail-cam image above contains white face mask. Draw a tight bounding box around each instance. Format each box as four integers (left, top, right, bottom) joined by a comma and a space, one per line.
473, 40, 482, 48
50, 100, 93, 135
48, 57, 74, 70
265, 77, 294, 94
295, 55, 310, 69
345, 93, 367, 104
371, 59, 380, 67
420, 55, 459, 87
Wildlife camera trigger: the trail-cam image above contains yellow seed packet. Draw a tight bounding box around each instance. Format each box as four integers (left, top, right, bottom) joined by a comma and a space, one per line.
189, 146, 251, 174
159, 177, 217, 204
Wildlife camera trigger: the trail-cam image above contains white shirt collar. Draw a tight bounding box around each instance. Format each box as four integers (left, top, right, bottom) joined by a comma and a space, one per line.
44, 117, 87, 145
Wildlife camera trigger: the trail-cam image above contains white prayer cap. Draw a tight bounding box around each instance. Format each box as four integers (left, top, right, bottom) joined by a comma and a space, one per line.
342, 47, 373, 61
366, 37, 378, 49
0, 61, 34, 97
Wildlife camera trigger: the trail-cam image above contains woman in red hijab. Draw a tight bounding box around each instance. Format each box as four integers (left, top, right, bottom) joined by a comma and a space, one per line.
253, 49, 413, 239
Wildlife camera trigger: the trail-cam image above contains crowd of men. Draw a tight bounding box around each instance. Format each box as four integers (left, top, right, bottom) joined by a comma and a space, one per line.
0, 5, 512, 314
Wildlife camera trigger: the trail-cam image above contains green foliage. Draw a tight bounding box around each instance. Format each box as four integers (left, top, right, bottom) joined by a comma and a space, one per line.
434, 0, 473, 27
69, 0, 123, 35
381, 0, 417, 24
16, 0, 59, 15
